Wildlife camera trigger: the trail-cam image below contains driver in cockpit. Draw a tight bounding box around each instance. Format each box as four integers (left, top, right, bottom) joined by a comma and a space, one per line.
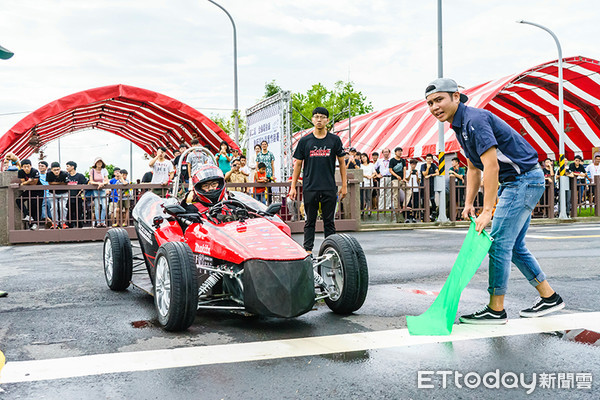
184, 164, 227, 213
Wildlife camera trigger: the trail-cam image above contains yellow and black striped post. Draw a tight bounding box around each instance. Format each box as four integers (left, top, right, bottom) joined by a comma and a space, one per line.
438, 151, 445, 175
559, 154, 566, 176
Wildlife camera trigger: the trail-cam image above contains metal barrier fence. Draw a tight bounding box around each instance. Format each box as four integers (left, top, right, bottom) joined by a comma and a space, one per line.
3, 174, 598, 244
5, 179, 361, 244
358, 175, 599, 222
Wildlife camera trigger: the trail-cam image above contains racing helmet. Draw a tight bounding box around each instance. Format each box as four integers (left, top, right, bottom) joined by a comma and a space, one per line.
192, 164, 226, 206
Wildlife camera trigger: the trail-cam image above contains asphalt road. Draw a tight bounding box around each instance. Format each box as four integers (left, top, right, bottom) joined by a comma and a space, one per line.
1, 222, 599, 399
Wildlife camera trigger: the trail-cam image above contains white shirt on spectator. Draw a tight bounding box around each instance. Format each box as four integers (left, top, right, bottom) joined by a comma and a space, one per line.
586, 163, 600, 183
374, 158, 391, 176
405, 169, 419, 192
151, 160, 174, 184
360, 163, 375, 187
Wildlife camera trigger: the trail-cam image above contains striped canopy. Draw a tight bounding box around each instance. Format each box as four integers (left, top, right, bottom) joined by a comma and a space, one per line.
293, 56, 600, 161
0, 84, 237, 161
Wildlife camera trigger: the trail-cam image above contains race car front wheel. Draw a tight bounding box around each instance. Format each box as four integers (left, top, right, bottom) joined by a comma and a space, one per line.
103, 228, 133, 291
154, 242, 199, 332
318, 233, 369, 314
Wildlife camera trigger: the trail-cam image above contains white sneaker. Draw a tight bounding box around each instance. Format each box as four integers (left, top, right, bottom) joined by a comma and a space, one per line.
30, 224, 38, 230
22, 215, 32, 222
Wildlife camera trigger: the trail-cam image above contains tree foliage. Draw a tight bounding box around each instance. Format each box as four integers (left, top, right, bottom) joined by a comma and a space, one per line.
210, 111, 246, 150
263, 80, 282, 99
84, 163, 117, 179
290, 80, 373, 131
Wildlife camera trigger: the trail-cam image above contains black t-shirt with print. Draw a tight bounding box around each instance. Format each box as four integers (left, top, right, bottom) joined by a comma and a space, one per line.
420, 163, 438, 189
293, 132, 345, 191
66, 172, 88, 195
568, 163, 586, 180
46, 170, 69, 194
173, 155, 189, 181
18, 167, 43, 196
388, 158, 406, 181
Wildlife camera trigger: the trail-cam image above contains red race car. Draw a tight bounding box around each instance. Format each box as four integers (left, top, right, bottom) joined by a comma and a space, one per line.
102, 147, 368, 331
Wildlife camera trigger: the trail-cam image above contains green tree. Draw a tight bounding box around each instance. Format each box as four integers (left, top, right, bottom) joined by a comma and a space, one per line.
210, 111, 247, 151
263, 80, 282, 99
290, 80, 373, 131
84, 163, 116, 179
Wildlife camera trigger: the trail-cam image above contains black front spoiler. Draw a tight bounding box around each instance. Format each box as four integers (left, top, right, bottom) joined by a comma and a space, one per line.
243, 257, 315, 318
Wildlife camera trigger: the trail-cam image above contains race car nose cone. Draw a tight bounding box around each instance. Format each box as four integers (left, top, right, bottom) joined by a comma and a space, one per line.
243, 257, 315, 318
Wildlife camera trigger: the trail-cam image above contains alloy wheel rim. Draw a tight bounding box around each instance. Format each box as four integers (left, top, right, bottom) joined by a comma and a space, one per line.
104, 238, 113, 282
155, 256, 171, 317
322, 247, 344, 301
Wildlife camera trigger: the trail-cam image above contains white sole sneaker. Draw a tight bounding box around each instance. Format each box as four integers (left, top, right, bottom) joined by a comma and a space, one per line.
520, 301, 565, 318
459, 317, 507, 325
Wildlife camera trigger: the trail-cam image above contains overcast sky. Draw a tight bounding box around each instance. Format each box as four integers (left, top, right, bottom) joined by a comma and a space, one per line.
1, 0, 598, 178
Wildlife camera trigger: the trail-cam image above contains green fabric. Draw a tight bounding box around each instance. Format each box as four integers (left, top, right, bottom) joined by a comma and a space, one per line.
406, 217, 493, 335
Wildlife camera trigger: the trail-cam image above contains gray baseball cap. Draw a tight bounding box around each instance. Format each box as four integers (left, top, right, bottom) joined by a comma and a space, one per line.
425, 78, 468, 103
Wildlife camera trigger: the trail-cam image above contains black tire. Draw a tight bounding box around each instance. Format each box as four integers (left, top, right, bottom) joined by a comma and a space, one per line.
318, 233, 369, 314
154, 242, 198, 332
346, 235, 369, 310
103, 228, 133, 291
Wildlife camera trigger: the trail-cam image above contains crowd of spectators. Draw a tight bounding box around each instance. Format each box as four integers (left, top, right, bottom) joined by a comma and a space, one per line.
4, 144, 599, 229
344, 147, 600, 221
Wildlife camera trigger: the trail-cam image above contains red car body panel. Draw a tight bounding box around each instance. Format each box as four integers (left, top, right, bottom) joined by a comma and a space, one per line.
183, 218, 306, 263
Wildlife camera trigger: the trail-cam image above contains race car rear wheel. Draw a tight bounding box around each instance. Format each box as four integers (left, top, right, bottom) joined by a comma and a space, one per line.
103, 228, 133, 291
154, 242, 198, 332
318, 233, 368, 314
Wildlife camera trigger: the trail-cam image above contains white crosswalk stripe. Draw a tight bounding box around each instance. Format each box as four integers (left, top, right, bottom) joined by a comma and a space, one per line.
1, 312, 599, 385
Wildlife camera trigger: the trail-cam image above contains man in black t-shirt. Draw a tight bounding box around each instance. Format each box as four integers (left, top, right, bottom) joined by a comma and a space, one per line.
389, 147, 406, 219
289, 107, 348, 253
173, 143, 189, 183
141, 171, 153, 183
47, 161, 69, 229
66, 161, 88, 228
420, 153, 439, 216
567, 155, 587, 203
17, 159, 43, 229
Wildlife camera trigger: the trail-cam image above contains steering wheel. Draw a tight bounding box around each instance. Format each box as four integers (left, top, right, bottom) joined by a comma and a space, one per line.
208, 199, 250, 223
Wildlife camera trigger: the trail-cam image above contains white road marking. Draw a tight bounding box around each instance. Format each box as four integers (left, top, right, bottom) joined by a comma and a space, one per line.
536, 226, 600, 233
1, 312, 599, 384
526, 234, 600, 240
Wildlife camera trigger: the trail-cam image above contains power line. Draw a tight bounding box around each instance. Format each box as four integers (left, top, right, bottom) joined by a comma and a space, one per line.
0, 105, 235, 118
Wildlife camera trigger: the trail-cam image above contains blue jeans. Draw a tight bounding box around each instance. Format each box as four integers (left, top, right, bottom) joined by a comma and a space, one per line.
93, 189, 107, 224
488, 167, 546, 295
254, 192, 266, 204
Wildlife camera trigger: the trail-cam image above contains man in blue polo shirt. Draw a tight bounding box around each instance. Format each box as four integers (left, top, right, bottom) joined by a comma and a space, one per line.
425, 78, 564, 324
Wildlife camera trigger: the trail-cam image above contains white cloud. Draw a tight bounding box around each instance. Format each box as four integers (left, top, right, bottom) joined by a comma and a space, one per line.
1, 0, 599, 170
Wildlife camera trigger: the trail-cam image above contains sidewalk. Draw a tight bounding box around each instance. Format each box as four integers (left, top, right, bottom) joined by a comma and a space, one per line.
359, 216, 600, 232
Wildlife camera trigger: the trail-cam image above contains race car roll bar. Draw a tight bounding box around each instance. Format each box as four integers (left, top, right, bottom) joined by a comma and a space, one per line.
171, 145, 217, 200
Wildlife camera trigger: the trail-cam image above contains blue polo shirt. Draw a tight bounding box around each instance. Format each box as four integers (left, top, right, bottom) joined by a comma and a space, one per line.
451, 102, 538, 182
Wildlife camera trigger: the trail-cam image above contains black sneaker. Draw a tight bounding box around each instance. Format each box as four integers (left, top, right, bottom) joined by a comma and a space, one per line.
459, 306, 507, 325
520, 293, 565, 318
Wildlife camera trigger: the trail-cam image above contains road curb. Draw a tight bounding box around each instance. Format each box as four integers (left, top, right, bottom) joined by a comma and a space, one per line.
359, 217, 600, 231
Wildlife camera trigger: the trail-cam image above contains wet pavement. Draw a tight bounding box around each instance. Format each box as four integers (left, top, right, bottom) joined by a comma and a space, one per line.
0, 222, 599, 399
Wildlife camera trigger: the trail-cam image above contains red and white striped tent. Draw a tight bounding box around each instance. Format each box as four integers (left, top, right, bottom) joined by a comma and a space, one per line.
0, 84, 237, 161
293, 56, 600, 161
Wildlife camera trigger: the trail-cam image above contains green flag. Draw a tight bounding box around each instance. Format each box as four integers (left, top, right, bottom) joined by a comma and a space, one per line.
0, 44, 14, 60
406, 217, 493, 335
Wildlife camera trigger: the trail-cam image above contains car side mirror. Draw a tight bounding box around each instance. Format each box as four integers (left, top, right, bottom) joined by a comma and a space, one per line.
265, 202, 281, 216
163, 203, 187, 215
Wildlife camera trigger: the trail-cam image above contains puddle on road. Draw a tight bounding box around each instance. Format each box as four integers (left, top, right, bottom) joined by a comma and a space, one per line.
320, 350, 370, 364
546, 329, 600, 346
131, 319, 159, 329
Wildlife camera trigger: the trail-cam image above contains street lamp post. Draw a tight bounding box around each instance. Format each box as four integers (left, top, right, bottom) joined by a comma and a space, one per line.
517, 20, 567, 219
436, 0, 448, 222
208, 0, 239, 146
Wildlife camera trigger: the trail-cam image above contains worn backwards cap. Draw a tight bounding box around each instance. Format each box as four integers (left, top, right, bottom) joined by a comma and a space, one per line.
425, 78, 468, 103
312, 107, 329, 118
